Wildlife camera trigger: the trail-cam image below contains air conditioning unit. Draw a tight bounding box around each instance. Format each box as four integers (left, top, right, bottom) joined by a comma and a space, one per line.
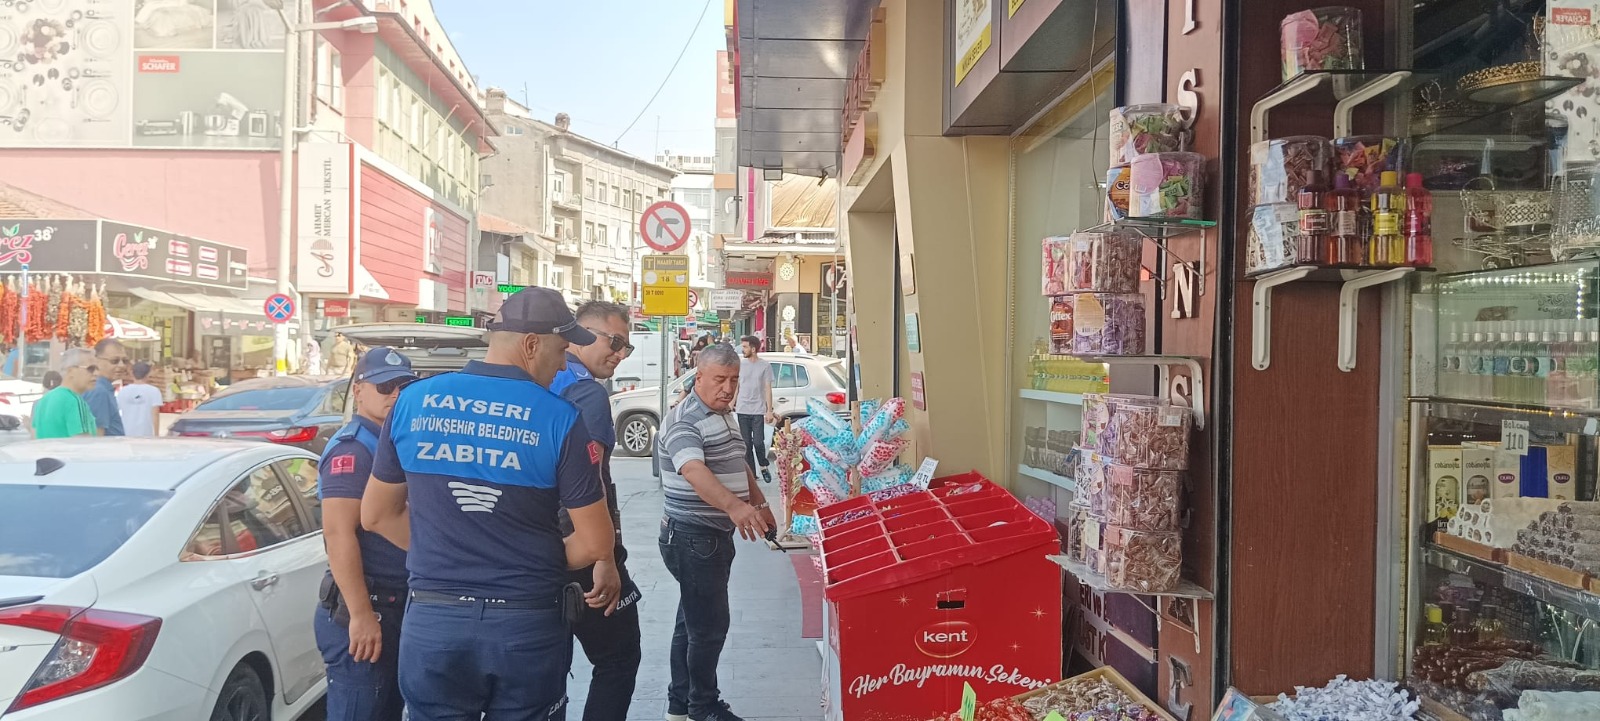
480, 173, 494, 188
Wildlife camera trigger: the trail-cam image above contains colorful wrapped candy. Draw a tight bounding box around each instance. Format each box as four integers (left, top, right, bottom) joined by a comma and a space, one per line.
1108, 104, 1188, 166
857, 399, 880, 425
1128, 152, 1205, 219
857, 437, 907, 477
1105, 464, 1184, 531
1104, 401, 1191, 470
1066, 230, 1141, 294
1250, 136, 1333, 205
1104, 166, 1132, 221
806, 398, 850, 434
1072, 293, 1146, 355
790, 515, 821, 536
1280, 6, 1363, 81
860, 464, 915, 493
1247, 203, 1302, 275
1050, 296, 1075, 355
802, 470, 849, 505
1334, 135, 1403, 196
1104, 525, 1182, 592
1043, 236, 1071, 296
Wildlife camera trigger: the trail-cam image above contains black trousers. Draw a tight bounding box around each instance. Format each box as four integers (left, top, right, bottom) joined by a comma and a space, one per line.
570, 567, 643, 721
738, 413, 768, 472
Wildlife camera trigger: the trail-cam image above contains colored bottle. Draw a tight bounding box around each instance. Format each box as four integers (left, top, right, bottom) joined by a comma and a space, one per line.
1422, 604, 1448, 646
1549, 321, 1573, 407
1370, 171, 1405, 267
1474, 605, 1506, 642
1328, 172, 1362, 266
1493, 322, 1514, 401
1297, 170, 1330, 265
1404, 172, 1434, 267
1466, 325, 1488, 400
1449, 607, 1479, 645
1578, 321, 1600, 409
1509, 325, 1530, 403
1440, 323, 1461, 398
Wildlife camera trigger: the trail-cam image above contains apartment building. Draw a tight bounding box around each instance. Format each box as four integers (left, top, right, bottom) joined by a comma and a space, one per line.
660, 152, 719, 293
481, 90, 677, 307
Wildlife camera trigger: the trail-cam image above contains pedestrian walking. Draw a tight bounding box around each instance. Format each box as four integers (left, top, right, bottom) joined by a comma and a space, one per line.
304, 338, 324, 376
31, 348, 97, 439
116, 361, 163, 437
328, 333, 355, 376
83, 338, 128, 436
361, 287, 615, 721
734, 336, 777, 484
549, 301, 644, 721
316, 347, 419, 721
656, 342, 776, 721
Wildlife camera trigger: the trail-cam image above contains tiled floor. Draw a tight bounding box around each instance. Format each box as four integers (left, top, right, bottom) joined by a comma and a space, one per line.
567, 457, 824, 721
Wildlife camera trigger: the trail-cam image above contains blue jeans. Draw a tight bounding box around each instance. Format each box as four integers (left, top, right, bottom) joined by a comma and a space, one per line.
314, 604, 404, 721
398, 600, 570, 721
658, 518, 735, 717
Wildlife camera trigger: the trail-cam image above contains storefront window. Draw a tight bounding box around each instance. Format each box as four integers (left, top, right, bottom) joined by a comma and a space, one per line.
1008, 73, 1116, 510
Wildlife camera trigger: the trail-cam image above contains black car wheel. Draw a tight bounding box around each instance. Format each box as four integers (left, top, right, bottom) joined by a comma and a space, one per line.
615, 413, 657, 457
210, 663, 269, 721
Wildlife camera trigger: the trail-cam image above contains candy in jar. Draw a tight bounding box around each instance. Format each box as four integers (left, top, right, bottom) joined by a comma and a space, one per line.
1105, 464, 1184, 531
1067, 230, 1141, 293
1280, 6, 1364, 81
1084, 394, 1159, 451
1075, 447, 1110, 519
1108, 104, 1188, 165
1128, 152, 1206, 219
1073, 293, 1146, 355
1247, 203, 1303, 274
1334, 135, 1404, 196
1104, 526, 1183, 592
1050, 295, 1074, 355
1105, 401, 1191, 470
1042, 236, 1071, 296
1250, 136, 1334, 205
1104, 166, 1133, 221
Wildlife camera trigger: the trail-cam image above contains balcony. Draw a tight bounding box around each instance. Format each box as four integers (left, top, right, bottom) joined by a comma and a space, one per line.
552, 193, 583, 212
555, 240, 581, 257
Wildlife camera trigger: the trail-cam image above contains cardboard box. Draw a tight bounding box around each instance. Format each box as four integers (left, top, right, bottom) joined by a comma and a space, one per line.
1548, 444, 1578, 500
1461, 444, 1496, 505
1521, 445, 1550, 498
1493, 444, 1522, 500
1428, 446, 1463, 521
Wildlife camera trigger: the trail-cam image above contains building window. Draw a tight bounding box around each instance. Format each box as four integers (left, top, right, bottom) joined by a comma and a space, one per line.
552, 267, 567, 288
315, 38, 344, 112
505, 125, 524, 136
585, 178, 595, 199
685, 189, 712, 208
584, 222, 595, 243
597, 223, 608, 246
610, 185, 619, 205
552, 172, 566, 198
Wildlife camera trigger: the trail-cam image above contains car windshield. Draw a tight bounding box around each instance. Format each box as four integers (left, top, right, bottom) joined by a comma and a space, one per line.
199, 387, 321, 412
0, 486, 171, 578
825, 361, 847, 388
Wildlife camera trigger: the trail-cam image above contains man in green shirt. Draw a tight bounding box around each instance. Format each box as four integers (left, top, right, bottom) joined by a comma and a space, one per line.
32, 348, 99, 440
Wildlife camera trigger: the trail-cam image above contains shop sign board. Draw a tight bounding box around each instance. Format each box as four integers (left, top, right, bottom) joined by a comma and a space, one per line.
470, 271, 496, 289
725, 271, 772, 289
709, 289, 743, 311
841, 8, 886, 186
911, 372, 926, 410
904, 312, 921, 353
0, 220, 98, 273
497, 283, 527, 294
443, 316, 475, 327
323, 300, 350, 318
296, 142, 355, 295
953, 0, 992, 86
99, 221, 248, 289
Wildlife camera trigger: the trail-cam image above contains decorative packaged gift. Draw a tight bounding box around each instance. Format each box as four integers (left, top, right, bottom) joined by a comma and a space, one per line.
1049, 296, 1074, 355
1280, 6, 1363, 81
1105, 401, 1191, 470
1334, 135, 1404, 195
1105, 464, 1184, 531
1247, 203, 1302, 275
1128, 152, 1206, 219
1104, 526, 1182, 592
1066, 230, 1141, 293
1042, 236, 1070, 296
1074, 447, 1109, 519
1108, 104, 1188, 166
1072, 293, 1146, 355
1249, 136, 1333, 205
1104, 166, 1132, 221
1081, 518, 1107, 575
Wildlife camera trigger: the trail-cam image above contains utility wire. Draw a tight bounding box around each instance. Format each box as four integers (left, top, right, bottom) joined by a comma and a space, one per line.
612, 0, 715, 145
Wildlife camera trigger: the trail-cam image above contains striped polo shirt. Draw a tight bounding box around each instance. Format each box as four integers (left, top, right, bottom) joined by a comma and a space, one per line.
658, 391, 751, 531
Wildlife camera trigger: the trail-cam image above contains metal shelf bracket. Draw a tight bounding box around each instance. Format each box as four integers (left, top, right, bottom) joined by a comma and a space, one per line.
1250, 72, 1327, 144
1333, 71, 1412, 137
1338, 267, 1414, 372
1251, 266, 1316, 371
1078, 354, 1206, 430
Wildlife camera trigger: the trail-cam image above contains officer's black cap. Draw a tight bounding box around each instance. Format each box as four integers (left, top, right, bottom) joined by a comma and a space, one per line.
355, 347, 420, 386
486, 287, 597, 346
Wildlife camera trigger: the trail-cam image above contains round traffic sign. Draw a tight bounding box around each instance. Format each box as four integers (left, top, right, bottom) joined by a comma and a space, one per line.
264, 293, 296, 324
687, 289, 699, 309
639, 200, 692, 252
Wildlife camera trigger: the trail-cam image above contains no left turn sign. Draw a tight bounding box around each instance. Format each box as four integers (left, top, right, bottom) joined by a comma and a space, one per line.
640, 200, 692, 252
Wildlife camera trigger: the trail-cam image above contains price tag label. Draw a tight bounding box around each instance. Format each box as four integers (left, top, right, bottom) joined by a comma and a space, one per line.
912, 457, 939, 488
1502, 419, 1531, 456
959, 682, 977, 721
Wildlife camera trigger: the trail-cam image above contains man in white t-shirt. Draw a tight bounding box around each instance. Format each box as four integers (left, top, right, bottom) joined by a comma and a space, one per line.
116, 361, 164, 437
735, 335, 777, 484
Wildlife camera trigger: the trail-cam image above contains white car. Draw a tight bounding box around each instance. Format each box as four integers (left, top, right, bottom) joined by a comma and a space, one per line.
0, 439, 328, 721
0, 374, 46, 431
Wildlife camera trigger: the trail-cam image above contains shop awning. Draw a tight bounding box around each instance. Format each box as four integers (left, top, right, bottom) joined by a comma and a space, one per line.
128, 287, 298, 337
732, 0, 880, 176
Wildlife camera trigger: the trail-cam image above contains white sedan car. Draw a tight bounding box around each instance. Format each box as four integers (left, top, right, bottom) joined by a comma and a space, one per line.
0, 439, 328, 720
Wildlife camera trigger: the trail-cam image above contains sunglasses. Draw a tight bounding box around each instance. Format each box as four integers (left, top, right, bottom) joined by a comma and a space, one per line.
589, 329, 635, 356
74, 364, 97, 374
375, 377, 414, 395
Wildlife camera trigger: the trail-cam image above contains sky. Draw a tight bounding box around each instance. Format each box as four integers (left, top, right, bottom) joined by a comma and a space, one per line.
435, 0, 724, 161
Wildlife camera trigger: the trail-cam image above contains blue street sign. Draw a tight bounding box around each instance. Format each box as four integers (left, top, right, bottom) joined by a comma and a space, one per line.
264, 293, 295, 324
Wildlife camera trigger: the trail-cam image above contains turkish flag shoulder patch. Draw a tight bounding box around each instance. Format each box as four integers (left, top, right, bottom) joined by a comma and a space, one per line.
329, 454, 356, 475
587, 441, 604, 465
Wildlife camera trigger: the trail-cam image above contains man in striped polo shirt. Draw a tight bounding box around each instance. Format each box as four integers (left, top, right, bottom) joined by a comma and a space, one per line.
657, 342, 776, 721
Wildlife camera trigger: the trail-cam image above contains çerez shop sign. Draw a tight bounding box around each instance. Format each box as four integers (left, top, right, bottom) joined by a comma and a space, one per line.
0, 219, 247, 289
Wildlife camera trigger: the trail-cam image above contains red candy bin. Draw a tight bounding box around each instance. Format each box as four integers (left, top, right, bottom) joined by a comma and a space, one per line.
816, 473, 1063, 721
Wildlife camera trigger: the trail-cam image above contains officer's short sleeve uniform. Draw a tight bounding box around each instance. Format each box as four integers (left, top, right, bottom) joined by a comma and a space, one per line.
317, 416, 408, 587
371, 360, 604, 602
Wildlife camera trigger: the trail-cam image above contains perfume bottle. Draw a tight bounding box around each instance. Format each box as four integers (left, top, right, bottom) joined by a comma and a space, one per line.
1422, 603, 1449, 646
1404, 172, 1434, 267
1370, 171, 1405, 267
1328, 172, 1362, 266
1297, 169, 1330, 265
1474, 604, 1506, 641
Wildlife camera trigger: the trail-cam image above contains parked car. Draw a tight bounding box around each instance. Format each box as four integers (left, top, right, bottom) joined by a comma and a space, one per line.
168, 376, 349, 454
0, 372, 46, 431
608, 353, 850, 457
333, 322, 487, 378
0, 438, 327, 720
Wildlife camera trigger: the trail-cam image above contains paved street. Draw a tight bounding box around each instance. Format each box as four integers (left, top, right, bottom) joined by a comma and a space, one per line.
571, 456, 823, 721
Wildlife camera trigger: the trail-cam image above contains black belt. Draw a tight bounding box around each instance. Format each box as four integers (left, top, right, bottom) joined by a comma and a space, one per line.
408, 589, 558, 610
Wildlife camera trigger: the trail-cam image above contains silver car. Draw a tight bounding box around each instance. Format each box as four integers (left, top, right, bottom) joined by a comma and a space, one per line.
608, 353, 850, 457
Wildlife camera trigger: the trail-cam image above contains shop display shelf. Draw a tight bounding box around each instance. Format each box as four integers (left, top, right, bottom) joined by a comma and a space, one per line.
1250, 265, 1415, 372
1082, 217, 1214, 301
1018, 388, 1086, 405
1056, 354, 1206, 429
1017, 463, 1077, 491
1424, 543, 1600, 622
1414, 398, 1600, 437
1047, 554, 1214, 600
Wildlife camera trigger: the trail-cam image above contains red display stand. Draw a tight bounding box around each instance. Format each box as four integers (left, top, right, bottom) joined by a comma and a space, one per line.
815, 473, 1062, 721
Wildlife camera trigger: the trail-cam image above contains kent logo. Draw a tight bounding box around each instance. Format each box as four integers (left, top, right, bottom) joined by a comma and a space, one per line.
915, 621, 975, 659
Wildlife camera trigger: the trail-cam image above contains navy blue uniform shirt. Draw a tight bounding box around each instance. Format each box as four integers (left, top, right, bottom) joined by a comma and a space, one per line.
83, 376, 124, 436
371, 360, 605, 602
317, 416, 408, 587
550, 353, 626, 562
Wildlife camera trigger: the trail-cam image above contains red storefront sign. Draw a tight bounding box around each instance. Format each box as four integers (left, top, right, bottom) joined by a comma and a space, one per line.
358, 164, 468, 309
814, 475, 1062, 721
323, 300, 350, 318
725, 271, 772, 289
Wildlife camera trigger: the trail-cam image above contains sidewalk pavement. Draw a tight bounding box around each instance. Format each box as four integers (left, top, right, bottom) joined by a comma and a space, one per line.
571, 457, 823, 721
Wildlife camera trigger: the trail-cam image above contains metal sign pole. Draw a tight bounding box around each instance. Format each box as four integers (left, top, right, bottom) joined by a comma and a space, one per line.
653, 317, 668, 481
